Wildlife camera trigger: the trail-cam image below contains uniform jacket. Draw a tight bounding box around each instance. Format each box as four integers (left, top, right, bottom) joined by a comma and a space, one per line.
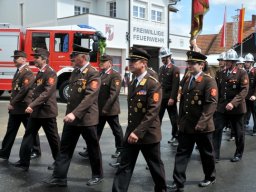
216, 67, 248, 114
66, 64, 100, 126
28, 65, 58, 118
178, 72, 218, 134
245, 67, 256, 99
124, 73, 162, 144
147, 67, 159, 80
10, 65, 34, 114
159, 63, 180, 100
98, 68, 121, 116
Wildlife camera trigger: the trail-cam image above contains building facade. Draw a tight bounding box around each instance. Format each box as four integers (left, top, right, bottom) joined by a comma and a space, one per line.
0, 0, 188, 75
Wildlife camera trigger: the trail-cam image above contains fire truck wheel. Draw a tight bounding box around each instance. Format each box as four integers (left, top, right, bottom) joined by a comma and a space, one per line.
59, 81, 69, 102
0, 90, 4, 96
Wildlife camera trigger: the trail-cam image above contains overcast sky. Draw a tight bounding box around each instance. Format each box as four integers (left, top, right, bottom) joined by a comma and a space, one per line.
169, 0, 256, 36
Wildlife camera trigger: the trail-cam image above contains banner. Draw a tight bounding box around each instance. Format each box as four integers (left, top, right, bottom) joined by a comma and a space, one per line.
190, 0, 209, 40
238, 8, 245, 44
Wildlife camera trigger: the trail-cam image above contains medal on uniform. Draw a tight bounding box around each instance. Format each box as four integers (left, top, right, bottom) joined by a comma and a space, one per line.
137, 102, 143, 108
198, 100, 202, 105
191, 100, 195, 105
194, 95, 199, 100
142, 108, 146, 113
82, 80, 86, 89
78, 87, 82, 93
134, 107, 138, 112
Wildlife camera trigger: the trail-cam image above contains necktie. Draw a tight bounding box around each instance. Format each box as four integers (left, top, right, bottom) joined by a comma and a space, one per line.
188, 76, 195, 89
14, 69, 19, 78
132, 78, 138, 91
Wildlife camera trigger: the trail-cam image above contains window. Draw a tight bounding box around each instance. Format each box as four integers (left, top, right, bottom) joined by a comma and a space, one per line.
133, 5, 146, 19
74, 6, 81, 15
152, 10, 162, 22
54, 33, 69, 52
32, 32, 50, 51
82, 7, 89, 14
112, 56, 122, 73
108, 1, 116, 17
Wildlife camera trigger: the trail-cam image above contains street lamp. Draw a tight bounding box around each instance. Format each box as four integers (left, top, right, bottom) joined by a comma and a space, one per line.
167, 0, 180, 48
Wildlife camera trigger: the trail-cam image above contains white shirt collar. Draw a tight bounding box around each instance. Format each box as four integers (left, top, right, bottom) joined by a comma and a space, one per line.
40, 64, 47, 72
80, 62, 90, 72
135, 71, 148, 86
18, 63, 27, 70
105, 67, 111, 74
193, 71, 203, 79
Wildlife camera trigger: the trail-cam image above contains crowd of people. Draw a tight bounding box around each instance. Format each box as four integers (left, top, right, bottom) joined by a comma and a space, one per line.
0, 44, 255, 192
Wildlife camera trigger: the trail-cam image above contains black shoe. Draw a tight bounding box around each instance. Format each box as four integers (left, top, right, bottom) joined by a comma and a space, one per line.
198, 179, 216, 187
42, 177, 67, 187
30, 152, 41, 160
230, 156, 241, 162
86, 177, 103, 186
167, 183, 184, 192
0, 152, 9, 160
109, 162, 120, 168
111, 151, 121, 158
78, 150, 89, 159
10, 161, 29, 171
48, 162, 56, 170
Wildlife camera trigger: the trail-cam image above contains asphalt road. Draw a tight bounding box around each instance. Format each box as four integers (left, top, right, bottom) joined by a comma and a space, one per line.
0, 92, 256, 192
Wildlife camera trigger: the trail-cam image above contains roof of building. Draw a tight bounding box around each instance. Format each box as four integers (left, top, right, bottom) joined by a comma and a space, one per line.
198, 17, 256, 55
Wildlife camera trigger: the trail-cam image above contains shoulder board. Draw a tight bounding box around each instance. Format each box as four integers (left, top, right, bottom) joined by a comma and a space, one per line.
112, 68, 118, 73
203, 73, 213, 78
91, 66, 98, 71
149, 76, 158, 82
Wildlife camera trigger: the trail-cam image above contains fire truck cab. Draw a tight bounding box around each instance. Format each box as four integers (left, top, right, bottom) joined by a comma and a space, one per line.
0, 24, 103, 102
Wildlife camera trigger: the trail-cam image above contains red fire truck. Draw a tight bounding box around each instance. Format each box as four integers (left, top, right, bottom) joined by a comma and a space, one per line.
0, 24, 104, 102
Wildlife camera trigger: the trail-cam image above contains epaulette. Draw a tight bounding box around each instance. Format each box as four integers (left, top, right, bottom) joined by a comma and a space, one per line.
203, 73, 213, 78
112, 68, 118, 73
91, 66, 98, 71
149, 75, 158, 82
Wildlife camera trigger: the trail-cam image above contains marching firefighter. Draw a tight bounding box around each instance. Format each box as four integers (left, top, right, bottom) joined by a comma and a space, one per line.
213, 49, 249, 163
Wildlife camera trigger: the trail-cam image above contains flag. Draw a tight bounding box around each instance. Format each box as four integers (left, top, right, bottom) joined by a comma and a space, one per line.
220, 6, 226, 48
190, 0, 209, 41
238, 8, 245, 44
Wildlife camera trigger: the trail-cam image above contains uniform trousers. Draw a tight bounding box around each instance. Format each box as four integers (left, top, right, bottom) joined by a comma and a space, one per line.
53, 124, 103, 179
0, 114, 41, 158
159, 98, 178, 138
245, 100, 256, 132
213, 112, 245, 159
97, 115, 123, 150
173, 132, 215, 188
19, 117, 60, 166
112, 142, 166, 192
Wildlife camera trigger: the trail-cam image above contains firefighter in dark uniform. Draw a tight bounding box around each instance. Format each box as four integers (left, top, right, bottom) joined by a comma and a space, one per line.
112, 47, 167, 192
12, 48, 60, 171
168, 51, 218, 192
44, 44, 103, 187
243, 53, 256, 135
213, 49, 249, 163
97, 54, 123, 158
0, 50, 41, 160
158, 47, 180, 145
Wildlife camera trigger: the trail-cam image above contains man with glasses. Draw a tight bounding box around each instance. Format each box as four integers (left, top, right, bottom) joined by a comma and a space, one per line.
168, 51, 218, 191
158, 47, 180, 146
0, 50, 41, 160
44, 44, 103, 187
112, 47, 167, 192
12, 48, 60, 171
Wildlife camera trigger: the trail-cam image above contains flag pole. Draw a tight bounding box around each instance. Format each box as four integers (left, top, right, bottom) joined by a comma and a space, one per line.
240, 4, 244, 56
